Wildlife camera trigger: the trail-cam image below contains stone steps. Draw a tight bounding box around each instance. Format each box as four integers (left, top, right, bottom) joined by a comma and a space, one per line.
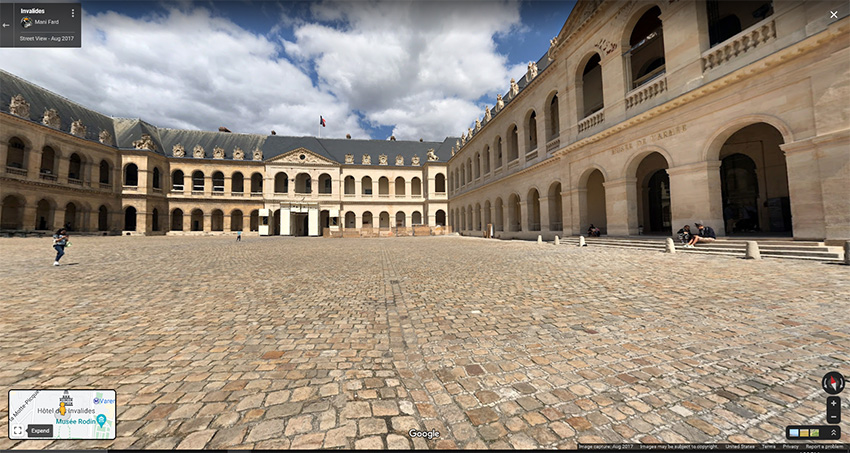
561, 236, 845, 262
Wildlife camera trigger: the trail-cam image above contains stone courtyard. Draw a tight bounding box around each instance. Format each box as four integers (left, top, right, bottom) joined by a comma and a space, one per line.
0, 235, 848, 449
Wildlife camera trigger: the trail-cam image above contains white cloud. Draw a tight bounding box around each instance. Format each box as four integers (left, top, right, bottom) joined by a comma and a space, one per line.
0, 1, 529, 141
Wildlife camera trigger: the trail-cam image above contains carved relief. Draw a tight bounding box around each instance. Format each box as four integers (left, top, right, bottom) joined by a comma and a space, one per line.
43, 108, 61, 128
362, 154, 371, 165
193, 145, 205, 158
395, 155, 404, 166
427, 148, 439, 161
526, 62, 538, 82
378, 154, 388, 165
213, 146, 225, 159
484, 106, 491, 122
70, 119, 86, 137
344, 153, 354, 164
253, 148, 263, 161
172, 144, 186, 157
495, 94, 504, 111
132, 134, 158, 151
411, 155, 420, 166
9, 94, 30, 118
233, 147, 244, 160
509, 78, 519, 98
99, 130, 113, 146
594, 38, 618, 55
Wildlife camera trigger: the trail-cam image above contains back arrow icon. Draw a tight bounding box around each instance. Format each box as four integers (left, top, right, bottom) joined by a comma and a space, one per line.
2, 23, 10, 28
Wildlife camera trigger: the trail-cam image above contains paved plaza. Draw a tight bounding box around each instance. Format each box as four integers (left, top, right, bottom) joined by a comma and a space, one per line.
1, 235, 848, 449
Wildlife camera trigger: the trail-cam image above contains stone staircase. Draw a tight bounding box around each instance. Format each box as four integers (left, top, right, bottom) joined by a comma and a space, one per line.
560, 236, 846, 263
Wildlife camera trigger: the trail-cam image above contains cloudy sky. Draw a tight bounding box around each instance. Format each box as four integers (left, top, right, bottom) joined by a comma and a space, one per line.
0, 0, 574, 141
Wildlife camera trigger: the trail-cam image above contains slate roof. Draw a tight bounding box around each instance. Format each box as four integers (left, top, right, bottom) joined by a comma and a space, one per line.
0, 69, 456, 165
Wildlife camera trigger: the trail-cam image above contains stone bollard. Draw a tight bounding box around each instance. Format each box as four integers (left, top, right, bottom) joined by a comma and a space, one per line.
665, 238, 676, 254
745, 241, 761, 260
579, 236, 587, 247
538, 235, 543, 244
554, 236, 560, 246
845, 241, 850, 265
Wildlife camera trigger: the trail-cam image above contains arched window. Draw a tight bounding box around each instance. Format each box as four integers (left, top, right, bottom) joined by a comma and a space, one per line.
379, 211, 390, 228
363, 211, 373, 227
124, 163, 138, 186
412, 211, 422, 225
69, 153, 83, 181
0, 195, 25, 229
192, 170, 205, 191
483, 146, 490, 174
152, 208, 160, 231
435, 173, 446, 193
152, 167, 161, 189
378, 177, 389, 195
474, 152, 481, 179
275, 172, 289, 193
362, 176, 373, 195
211, 209, 224, 231
98, 205, 109, 231
318, 173, 332, 194
582, 54, 604, 118
627, 6, 665, 90
411, 177, 422, 196
345, 211, 356, 228
191, 209, 204, 231
251, 173, 263, 193
436, 209, 446, 226
548, 94, 560, 140
250, 209, 259, 231
295, 173, 311, 194
527, 111, 538, 151
212, 171, 224, 192
395, 211, 406, 227
172, 170, 184, 191
344, 176, 355, 195
706, 1, 772, 47
508, 126, 519, 162
231, 209, 244, 231
467, 158, 472, 182
99, 160, 111, 185
171, 208, 184, 231
232, 172, 244, 193
395, 177, 405, 196
494, 136, 503, 168
6, 137, 26, 169
41, 146, 56, 175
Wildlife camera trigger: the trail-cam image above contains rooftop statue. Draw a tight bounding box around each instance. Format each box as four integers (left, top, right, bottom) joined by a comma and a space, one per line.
475, 119, 481, 132
548, 36, 559, 61
133, 134, 158, 151
527, 61, 538, 82
99, 130, 113, 146
9, 94, 30, 118
70, 119, 87, 137
411, 155, 420, 166
173, 144, 186, 157
213, 146, 225, 159
510, 78, 519, 98
379, 154, 388, 165
395, 155, 404, 166
43, 108, 61, 129
193, 145, 205, 158
427, 148, 439, 161
253, 148, 263, 161
484, 106, 491, 122
495, 94, 504, 111
233, 147, 244, 160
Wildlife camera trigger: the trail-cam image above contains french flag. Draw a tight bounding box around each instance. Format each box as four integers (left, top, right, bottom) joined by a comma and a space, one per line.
320, 116, 326, 127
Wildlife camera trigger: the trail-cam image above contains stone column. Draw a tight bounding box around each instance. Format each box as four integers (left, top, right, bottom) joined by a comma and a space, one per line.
224, 213, 232, 232
224, 175, 232, 195
204, 175, 212, 196
539, 196, 551, 233
57, 156, 70, 184
519, 200, 529, 233
780, 136, 838, 241
308, 206, 319, 236
561, 190, 572, 235
603, 177, 636, 236
659, 0, 706, 96
280, 206, 291, 236
27, 146, 41, 179
667, 161, 724, 236
183, 212, 192, 232
600, 48, 626, 125
22, 203, 37, 230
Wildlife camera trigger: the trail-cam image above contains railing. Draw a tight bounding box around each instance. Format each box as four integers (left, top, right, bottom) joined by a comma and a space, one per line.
99, 182, 111, 189
578, 109, 604, 133
546, 138, 560, 153
231, 191, 244, 196
529, 223, 541, 231
191, 190, 204, 196
631, 65, 666, 90
702, 19, 776, 72
39, 173, 58, 182
250, 192, 263, 197
172, 185, 184, 191
550, 222, 563, 231
626, 75, 667, 110
153, 187, 163, 192
525, 149, 537, 160
5, 166, 27, 176
211, 191, 224, 196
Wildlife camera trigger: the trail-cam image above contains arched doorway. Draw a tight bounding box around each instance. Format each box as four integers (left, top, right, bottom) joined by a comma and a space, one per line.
191, 209, 204, 231
64, 202, 78, 230
320, 210, 329, 235
363, 211, 373, 228
635, 153, 671, 234
171, 208, 184, 231
36, 199, 53, 230
231, 210, 244, 232
395, 211, 405, 227
211, 209, 224, 231
379, 211, 390, 228
436, 209, 446, 227
718, 123, 791, 234
250, 210, 259, 231
1, 195, 25, 229
98, 205, 109, 231
124, 206, 137, 231
151, 208, 160, 231
345, 211, 356, 228
582, 169, 607, 234
273, 209, 281, 235
494, 197, 504, 231
508, 194, 521, 232
527, 189, 540, 231
548, 182, 563, 231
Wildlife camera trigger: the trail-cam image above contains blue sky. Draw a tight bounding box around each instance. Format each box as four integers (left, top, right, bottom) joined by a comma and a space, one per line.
1, 0, 575, 141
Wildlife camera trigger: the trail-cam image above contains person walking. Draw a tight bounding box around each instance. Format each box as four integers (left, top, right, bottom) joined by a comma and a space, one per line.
52, 228, 69, 266
236, 230, 242, 242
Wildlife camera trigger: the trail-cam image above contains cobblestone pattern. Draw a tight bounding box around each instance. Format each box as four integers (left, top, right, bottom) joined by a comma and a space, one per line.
0, 235, 847, 449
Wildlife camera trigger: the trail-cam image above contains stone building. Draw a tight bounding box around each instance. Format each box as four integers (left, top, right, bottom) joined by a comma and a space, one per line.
448, 0, 849, 245
0, 70, 451, 236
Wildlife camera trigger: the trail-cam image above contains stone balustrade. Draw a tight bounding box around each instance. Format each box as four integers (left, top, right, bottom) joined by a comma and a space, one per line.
578, 109, 604, 133
626, 76, 667, 110
702, 19, 776, 72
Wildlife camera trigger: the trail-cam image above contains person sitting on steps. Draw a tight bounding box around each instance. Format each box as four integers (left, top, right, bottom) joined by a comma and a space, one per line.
676, 225, 692, 244
685, 222, 716, 248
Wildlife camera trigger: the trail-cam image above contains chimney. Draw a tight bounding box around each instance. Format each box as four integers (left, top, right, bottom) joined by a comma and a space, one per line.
218, 126, 231, 133
390, 135, 396, 141
271, 130, 276, 135
346, 134, 351, 139
419, 138, 423, 142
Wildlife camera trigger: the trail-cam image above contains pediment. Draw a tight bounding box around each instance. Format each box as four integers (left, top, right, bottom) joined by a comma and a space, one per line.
267, 147, 337, 165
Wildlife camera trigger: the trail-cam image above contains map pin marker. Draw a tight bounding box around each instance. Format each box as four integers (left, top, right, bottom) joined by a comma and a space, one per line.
96, 414, 106, 427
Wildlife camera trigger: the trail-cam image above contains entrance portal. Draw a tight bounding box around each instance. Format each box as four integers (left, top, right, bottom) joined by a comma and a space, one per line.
635, 152, 671, 234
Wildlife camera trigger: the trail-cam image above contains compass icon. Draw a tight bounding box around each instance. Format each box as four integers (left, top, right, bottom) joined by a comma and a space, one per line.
822, 371, 845, 395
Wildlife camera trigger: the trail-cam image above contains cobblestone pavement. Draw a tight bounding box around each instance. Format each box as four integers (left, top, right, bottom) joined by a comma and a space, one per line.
1, 235, 848, 449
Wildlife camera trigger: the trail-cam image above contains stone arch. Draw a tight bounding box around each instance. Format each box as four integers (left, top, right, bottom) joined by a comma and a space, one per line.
63, 201, 79, 230
124, 206, 137, 231
577, 52, 604, 120
412, 211, 422, 225
35, 197, 55, 230
395, 211, 406, 227
378, 177, 389, 195
151, 208, 160, 231
435, 209, 446, 226
172, 169, 185, 190
192, 170, 205, 191
152, 167, 162, 189
295, 173, 312, 194
98, 205, 109, 231
212, 171, 224, 192
633, 151, 672, 234
379, 211, 390, 228
318, 173, 332, 194
345, 211, 356, 228
483, 200, 492, 228
124, 163, 139, 186
171, 208, 184, 231
622, 145, 675, 180
344, 175, 355, 194
525, 109, 539, 151
493, 135, 503, 168
411, 177, 422, 196
191, 208, 204, 231
580, 168, 608, 234
548, 181, 563, 231
363, 211, 373, 227
474, 151, 481, 179
482, 146, 491, 174
435, 173, 446, 193
40, 145, 57, 175
250, 209, 259, 231
0, 194, 25, 229
362, 176, 373, 195
232, 171, 244, 193
5, 136, 28, 169
395, 176, 406, 196
527, 187, 541, 231
620, 3, 667, 90
99, 160, 111, 184
231, 209, 244, 231
507, 125, 519, 162
250, 172, 263, 193
494, 197, 504, 231
474, 202, 482, 230
275, 172, 289, 193
545, 90, 560, 140
508, 193, 522, 232
703, 114, 795, 162
211, 209, 224, 231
